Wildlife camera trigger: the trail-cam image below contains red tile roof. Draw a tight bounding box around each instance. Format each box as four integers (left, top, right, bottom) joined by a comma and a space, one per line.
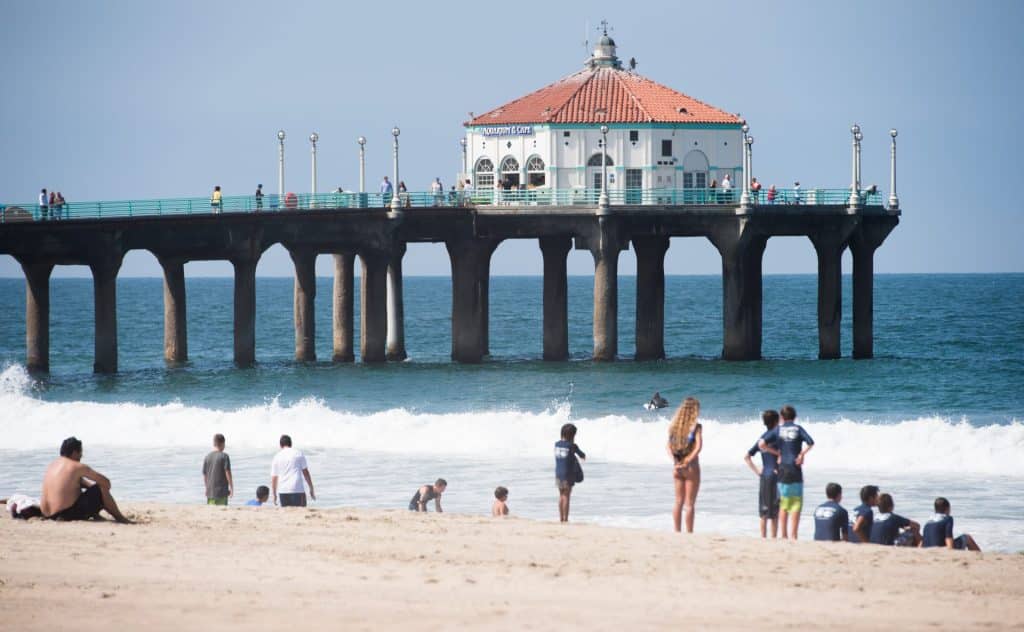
467, 66, 741, 126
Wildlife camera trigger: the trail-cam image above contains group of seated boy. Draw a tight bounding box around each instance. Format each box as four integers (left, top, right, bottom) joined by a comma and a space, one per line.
812, 483, 981, 551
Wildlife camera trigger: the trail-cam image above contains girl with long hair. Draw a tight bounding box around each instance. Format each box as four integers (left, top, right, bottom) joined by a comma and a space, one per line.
667, 397, 703, 533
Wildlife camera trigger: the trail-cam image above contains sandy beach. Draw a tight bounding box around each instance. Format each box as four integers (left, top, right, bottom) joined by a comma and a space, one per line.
1, 503, 1022, 631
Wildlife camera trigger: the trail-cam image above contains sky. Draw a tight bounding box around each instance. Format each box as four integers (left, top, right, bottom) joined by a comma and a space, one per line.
1, 0, 1022, 278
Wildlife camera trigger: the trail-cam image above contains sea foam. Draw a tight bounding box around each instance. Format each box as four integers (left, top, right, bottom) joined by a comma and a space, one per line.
2, 364, 1022, 476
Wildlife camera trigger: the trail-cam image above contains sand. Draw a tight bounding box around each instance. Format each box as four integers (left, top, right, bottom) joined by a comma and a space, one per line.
1, 503, 1022, 631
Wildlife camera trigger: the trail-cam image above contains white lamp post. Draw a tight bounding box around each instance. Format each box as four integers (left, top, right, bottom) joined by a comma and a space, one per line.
848, 123, 861, 207
390, 126, 401, 212
358, 136, 367, 194
277, 129, 286, 205
599, 124, 609, 208
740, 122, 750, 207
889, 128, 899, 209
310, 133, 319, 205
855, 129, 863, 195
460, 138, 467, 177
746, 135, 754, 204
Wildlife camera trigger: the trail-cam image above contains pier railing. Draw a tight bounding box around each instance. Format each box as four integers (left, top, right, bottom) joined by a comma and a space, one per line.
0, 187, 883, 223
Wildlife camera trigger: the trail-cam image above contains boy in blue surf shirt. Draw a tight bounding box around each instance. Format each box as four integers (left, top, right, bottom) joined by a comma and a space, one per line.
744, 409, 782, 539
758, 405, 814, 540
922, 497, 981, 551
554, 423, 586, 523
869, 493, 921, 546
813, 482, 849, 542
849, 485, 879, 543
245, 485, 270, 506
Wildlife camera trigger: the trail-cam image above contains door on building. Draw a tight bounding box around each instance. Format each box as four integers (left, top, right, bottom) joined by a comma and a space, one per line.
625, 168, 642, 204
655, 169, 674, 204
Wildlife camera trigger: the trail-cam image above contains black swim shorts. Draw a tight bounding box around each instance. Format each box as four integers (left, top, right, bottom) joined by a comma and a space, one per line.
758, 475, 780, 519
50, 485, 103, 521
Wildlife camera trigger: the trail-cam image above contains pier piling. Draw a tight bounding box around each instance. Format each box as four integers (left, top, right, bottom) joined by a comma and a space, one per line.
159, 257, 188, 365
232, 257, 258, 367
360, 252, 388, 363
539, 236, 571, 361
332, 252, 355, 363
289, 248, 317, 362
633, 236, 670, 361
386, 243, 407, 362
90, 258, 122, 373
21, 261, 53, 372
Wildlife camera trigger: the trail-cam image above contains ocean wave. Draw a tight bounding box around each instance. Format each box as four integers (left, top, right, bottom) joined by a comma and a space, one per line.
2, 364, 1022, 476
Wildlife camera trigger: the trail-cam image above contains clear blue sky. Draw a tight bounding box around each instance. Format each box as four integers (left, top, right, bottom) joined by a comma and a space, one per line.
1, 0, 1021, 277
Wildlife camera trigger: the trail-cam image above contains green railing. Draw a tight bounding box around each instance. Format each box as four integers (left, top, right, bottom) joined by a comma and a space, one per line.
0, 188, 884, 223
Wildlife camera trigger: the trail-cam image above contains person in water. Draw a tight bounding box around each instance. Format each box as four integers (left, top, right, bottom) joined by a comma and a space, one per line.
744, 409, 782, 538
667, 397, 703, 533
554, 423, 586, 523
409, 478, 447, 512
921, 497, 981, 551
492, 486, 509, 517
758, 405, 813, 540
40, 436, 133, 523
648, 392, 668, 409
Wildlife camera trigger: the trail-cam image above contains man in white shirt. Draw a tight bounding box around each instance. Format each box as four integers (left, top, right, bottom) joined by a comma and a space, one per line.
270, 434, 315, 507
431, 177, 444, 206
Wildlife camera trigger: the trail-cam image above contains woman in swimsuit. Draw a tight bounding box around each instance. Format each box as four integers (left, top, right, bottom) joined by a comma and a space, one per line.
667, 397, 703, 533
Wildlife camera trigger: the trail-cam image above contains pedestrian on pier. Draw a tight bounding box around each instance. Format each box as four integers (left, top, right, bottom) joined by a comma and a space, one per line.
56, 192, 66, 219
48, 192, 57, 220
255, 184, 264, 211
38, 188, 48, 221
211, 186, 222, 213
721, 173, 732, 203
793, 181, 802, 205
399, 181, 410, 208
751, 178, 762, 204
431, 177, 444, 206
380, 176, 393, 206
767, 184, 777, 204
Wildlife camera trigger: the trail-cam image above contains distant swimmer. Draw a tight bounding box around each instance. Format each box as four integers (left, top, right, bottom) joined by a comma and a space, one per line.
645, 392, 669, 410
40, 436, 133, 523
409, 478, 447, 512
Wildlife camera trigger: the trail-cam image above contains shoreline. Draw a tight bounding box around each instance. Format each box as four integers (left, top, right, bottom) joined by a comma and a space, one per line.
2, 503, 1022, 630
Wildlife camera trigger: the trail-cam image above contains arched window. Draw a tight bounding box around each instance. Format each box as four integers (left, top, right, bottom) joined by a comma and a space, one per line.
526, 155, 546, 187
499, 156, 521, 189
587, 153, 614, 167
681, 150, 709, 189
475, 157, 494, 190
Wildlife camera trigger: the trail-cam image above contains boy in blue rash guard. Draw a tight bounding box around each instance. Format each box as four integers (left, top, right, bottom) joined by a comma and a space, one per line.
849, 485, 879, 543
744, 409, 782, 539
922, 497, 981, 551
554, 423, 586, 523
758, 405, 814, 540
813, 482, 850, 542
869, 493, 921, 546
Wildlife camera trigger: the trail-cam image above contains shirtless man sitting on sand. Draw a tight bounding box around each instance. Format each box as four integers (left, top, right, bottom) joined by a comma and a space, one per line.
40, 436, 132, 523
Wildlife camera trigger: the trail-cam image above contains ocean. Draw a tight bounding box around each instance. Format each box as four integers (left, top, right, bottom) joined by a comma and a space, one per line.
1, 274, 1022, 550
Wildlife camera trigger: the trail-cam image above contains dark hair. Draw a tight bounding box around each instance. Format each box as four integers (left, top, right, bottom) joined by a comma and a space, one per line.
213, 433, 225, 445
860, 485, 880, 504
780, 405, 797, 421
59, 436, 82, 457
279, 434, 292, 448
934, 497, 951, 513
826, 482, 842, 500
878, 493, 894, 513
560, 423, 577, 441
761, 409, 780, 429
494, 486, 508, 500
434, 478, 447, 488
256, 485, 270, 499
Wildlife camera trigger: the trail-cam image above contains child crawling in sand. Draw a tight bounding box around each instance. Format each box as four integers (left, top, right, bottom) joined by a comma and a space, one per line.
492, 486, 509, 517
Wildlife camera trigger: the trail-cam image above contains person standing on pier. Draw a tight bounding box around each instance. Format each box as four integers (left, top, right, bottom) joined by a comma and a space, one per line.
39, 188, 48, 220
380, 175, 393, 206
431, 177, 444, 206
211, 186, 222, 213
255, 184, 264, 211
271, 434, 316, 507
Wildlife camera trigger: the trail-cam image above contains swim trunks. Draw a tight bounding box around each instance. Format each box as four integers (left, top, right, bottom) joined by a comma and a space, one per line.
953, 535, 968, 550
207, 497, 228, 506
758, 475, 780, 519
50, 485, 103, 521
279, 492, 307, 507
556, 478, 574, 492
778, 482, 803, 513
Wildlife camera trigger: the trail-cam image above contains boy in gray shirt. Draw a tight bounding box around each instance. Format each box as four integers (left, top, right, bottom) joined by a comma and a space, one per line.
202, 433, 233, 505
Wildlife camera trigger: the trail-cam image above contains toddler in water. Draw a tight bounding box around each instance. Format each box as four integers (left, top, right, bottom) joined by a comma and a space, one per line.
492, 486, 509, 517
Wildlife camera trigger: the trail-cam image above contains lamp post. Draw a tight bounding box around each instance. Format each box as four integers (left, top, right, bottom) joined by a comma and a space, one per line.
390, 126, 401, 212
309, 133, 319, 204
746, 135, 754, 204
599, 124, 609, 208
460, 137, 468, 177
888, 128, 899, 209
855, 129, 863, 193
358, 136, 367, 194
740, 122, 750, 207
277, 129, 286, 205
848, 123, 861, 207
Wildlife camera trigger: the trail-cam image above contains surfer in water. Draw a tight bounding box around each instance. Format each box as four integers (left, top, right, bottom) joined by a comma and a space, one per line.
647, 392, 669, 410
666, 397, 703, 533
408, 479, 447, 512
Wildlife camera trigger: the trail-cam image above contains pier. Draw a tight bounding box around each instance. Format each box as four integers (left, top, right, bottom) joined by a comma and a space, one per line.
0, 189, 898, 372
